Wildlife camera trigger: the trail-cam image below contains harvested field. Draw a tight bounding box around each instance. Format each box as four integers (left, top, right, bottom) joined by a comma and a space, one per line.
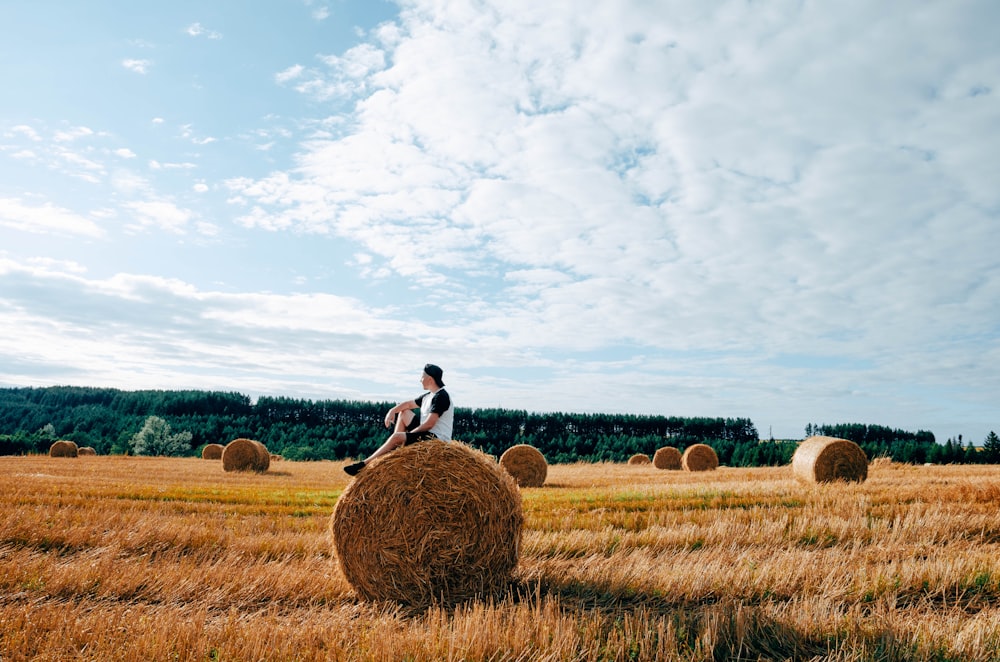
1, 455, 999, 661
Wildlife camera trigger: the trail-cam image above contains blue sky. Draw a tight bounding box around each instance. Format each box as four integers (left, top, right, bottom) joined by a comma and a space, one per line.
1, 0, 998, 444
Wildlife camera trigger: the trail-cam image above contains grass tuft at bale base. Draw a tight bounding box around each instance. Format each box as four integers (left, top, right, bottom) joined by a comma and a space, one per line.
499, 444, 548, 487
331, 440, 523, 606
792, 435, 868, 483
653, 446, 682, 470
682, 443, 719, 471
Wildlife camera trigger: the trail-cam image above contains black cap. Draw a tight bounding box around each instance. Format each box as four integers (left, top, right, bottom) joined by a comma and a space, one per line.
423, 363, 445, 388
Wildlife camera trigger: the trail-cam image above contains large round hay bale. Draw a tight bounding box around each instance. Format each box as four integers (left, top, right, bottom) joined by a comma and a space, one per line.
202, 443, 224, 460
330, 440, 522, 606
499, 444, 547, 487
628, 453, 651, 465
49, 440, 78, 457
222, 438, 270, 473
653, 446, 682, 470
792, 436, 868, 483
78, 446, 97, 456
682, 444, 719, 471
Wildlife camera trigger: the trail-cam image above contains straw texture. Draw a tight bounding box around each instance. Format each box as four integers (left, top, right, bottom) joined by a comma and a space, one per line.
652, 446, 682, 470
222, 438, 270, 472
330, 440, 523, 606
628, 453, 651, 465
201, 443, 224, 460
49, 440, 78, 457
682, 443, 719, 471
499, 444, 547, 487
792, 435, 868, 483
77, 446, 97, 456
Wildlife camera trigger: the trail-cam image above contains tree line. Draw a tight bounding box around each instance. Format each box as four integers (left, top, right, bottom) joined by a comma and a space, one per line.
1, 386, 995, 465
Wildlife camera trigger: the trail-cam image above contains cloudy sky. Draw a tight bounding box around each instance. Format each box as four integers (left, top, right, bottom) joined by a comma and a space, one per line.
1, 0, 997, 444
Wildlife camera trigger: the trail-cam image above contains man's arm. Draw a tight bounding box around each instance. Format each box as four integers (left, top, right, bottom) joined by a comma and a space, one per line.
384, 399, 418, 428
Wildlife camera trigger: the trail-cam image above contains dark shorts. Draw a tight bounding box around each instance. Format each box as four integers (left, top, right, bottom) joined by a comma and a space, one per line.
403, 415, 437, 445
404, 431, 438, 446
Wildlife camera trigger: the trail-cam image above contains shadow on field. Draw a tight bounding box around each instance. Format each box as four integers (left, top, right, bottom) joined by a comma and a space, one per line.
501, 578, 928, 661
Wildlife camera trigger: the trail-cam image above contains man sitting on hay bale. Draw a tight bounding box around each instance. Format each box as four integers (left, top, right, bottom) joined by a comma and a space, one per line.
344, 363, 453, 476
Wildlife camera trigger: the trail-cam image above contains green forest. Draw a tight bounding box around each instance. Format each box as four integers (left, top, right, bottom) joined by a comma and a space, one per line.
1, 386, 996, 465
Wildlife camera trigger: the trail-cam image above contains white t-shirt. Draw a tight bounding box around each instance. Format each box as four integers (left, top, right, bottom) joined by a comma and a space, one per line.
414, 387, 453, 441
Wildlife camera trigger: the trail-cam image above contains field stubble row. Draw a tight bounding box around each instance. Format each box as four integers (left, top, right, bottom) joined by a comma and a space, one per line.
1, 455, 998, 661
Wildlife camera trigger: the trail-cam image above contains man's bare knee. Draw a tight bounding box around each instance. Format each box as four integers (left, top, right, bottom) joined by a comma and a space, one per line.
395, 410, 415, 432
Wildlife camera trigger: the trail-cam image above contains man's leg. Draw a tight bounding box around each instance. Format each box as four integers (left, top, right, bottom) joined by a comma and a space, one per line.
344, 410, 416, 475
365, 430, 407, 463
392, 409, 415, 433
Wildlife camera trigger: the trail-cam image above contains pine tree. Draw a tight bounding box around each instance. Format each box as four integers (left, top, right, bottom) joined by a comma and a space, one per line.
982, 431, 1000, 463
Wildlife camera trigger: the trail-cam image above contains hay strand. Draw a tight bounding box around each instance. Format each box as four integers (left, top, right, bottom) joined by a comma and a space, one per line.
499, 444, 547, 487
222, 438, 270, 473
792, 436, 868, 483
330, 440, 523, 606
628, 453, 651, 465
652, 446, 682, 470
201, 443, 224, 460
48, 440, 78, 457
682, 444, 719, 471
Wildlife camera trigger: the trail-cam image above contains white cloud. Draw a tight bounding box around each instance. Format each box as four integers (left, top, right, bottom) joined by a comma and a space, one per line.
111, 169, 151, 194
10, 149, 38, 161
122, 58, 152, 74
0, 198, 105, 238
276, 43, 386, 99
9, 125, 42, 141
122, 199, 194, 234
276, 64, 305, 84
178, 124, 215, 145
0, 257, 463, 400
115, 148, 137, 158
185, 22, 222, 39
53, 126, 95, 143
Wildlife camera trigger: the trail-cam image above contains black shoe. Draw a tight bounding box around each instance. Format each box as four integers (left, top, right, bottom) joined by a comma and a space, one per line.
344, 461, 366, 476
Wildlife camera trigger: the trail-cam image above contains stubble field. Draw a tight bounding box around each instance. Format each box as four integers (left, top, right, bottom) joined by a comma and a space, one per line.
1, 454, 998, 661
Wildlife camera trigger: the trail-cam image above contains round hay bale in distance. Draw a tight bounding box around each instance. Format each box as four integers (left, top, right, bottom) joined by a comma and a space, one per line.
499, 444, 547, 487
653, 446, 682, 470
682, 444, 719, 472
78, 446, 97, 456
628, 453, 651, 465
222, 438, 270, 473
201, 443, 224, 460
792, 436, 868, 483
331, 440, 522, 606
49, 440, 79, 457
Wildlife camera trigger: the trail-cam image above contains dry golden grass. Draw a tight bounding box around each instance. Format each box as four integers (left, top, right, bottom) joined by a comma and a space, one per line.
1, 455, 998, 661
